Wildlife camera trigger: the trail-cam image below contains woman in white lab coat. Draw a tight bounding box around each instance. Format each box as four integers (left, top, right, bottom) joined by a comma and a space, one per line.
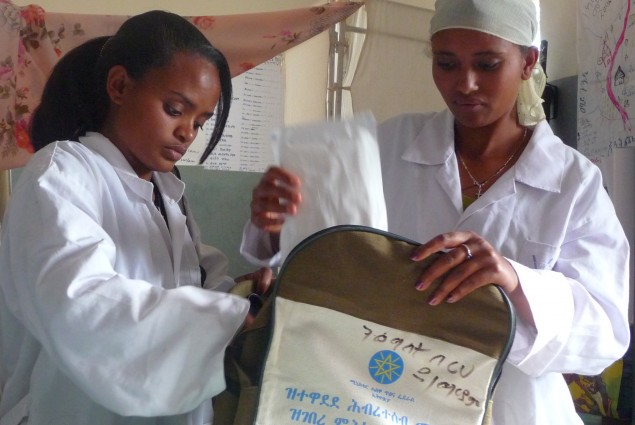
0, 10, 270, 425
241, 0, 630, 423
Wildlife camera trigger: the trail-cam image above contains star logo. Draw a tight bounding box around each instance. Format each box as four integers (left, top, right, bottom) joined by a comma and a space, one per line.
368, 350, 404, 384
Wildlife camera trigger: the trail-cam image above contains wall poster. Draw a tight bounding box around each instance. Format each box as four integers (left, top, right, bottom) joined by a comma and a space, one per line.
577, 0, 634, 323
574, 2, 634, 421
179, 56, 283, 173
577, 0, 635, 163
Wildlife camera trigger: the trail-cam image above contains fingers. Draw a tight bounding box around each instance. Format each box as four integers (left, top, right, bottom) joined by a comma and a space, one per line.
411, 231, 519, 305
251, 166, 302, 232
239, 267, 275, 329
243, 314, 255, 329
413, 243, 475, 291
233, 273, 251, 283
252, 267, 273, 296
410, 232, 479, 290
422, 257, 490, 305
410, 231, 476, 262
235, 267, 274, 294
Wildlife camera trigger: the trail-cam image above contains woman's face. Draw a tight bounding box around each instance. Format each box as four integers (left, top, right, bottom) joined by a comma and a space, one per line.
104, 52, 221, 180
431, 28, 535, 129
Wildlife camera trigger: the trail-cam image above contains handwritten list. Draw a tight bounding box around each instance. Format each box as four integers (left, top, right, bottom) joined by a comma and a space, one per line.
178, 56, 284, 172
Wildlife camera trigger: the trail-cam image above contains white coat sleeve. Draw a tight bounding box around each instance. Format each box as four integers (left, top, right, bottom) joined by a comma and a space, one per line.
2, 159, 249, 417
198, 243, 236, 291
506, 168, 630, 377
239, 220, 283, 267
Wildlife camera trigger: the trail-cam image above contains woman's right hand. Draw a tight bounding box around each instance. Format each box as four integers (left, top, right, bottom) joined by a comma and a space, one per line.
250, 166, 302, 233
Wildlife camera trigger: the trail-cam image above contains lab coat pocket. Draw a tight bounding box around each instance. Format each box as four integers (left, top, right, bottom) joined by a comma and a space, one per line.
518, 239, 560, 270
0, 394, 30, 425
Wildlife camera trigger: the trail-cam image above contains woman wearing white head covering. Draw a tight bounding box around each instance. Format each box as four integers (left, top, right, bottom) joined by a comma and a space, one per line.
429, 0, 547, 127
242, 1, 630, 423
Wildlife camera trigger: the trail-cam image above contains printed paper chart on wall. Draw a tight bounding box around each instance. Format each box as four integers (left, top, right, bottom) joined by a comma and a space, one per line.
178, 56, 284, 172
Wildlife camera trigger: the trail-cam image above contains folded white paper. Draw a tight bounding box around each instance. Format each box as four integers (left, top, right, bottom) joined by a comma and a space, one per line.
272, 112, 388, 263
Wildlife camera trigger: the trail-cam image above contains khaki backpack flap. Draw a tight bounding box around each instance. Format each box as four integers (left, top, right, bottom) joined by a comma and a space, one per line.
214, 225, 515, 425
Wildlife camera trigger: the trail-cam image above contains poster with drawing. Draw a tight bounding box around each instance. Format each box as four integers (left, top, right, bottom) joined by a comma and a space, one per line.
577, 0, 635, 164
577, 0, 635, 324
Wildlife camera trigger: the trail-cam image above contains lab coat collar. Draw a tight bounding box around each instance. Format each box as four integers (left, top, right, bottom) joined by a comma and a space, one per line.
401, 111, 565, 194
402, 109, 455, 166
513, 120, 564, 194
79, 132, 186, 203
79, 132, 189, 283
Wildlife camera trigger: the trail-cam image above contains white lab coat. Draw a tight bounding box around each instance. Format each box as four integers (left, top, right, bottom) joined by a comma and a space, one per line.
0, 133, 249, 425
241, 110, 631, 425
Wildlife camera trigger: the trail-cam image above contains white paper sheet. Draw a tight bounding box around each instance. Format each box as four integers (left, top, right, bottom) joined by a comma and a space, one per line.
272, 112, 388, 263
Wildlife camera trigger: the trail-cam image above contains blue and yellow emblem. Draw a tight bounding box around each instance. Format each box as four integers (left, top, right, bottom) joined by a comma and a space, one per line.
368, 350, 404, 384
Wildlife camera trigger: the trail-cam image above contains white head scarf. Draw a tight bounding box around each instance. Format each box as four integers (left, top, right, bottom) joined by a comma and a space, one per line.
430, 0, 546, 126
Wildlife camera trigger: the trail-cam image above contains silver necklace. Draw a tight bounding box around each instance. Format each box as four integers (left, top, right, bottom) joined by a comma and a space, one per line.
457, 127, 527, 199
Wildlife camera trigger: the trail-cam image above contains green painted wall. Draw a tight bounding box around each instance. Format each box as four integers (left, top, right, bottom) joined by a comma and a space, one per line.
179, 167, 263, 278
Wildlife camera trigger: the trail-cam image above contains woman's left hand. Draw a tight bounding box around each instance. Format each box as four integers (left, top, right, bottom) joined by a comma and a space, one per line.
234, 267, 274, 328
410, 231, 520, 306
235, 266, 273, 297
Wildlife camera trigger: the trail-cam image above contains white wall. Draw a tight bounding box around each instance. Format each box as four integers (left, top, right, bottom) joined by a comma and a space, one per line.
382, 1, 579, 82
539, 0, 578, 80
12, 0, 331, 126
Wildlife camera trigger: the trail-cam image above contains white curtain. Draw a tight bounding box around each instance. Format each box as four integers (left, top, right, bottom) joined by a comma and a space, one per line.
349, 0, 445, 123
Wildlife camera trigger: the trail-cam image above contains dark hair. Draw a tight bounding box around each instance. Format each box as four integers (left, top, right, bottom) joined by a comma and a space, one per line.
29, 10, 232, 164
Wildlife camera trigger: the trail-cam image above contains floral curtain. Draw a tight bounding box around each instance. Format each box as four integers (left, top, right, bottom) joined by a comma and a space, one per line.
0, 0, 363, 170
